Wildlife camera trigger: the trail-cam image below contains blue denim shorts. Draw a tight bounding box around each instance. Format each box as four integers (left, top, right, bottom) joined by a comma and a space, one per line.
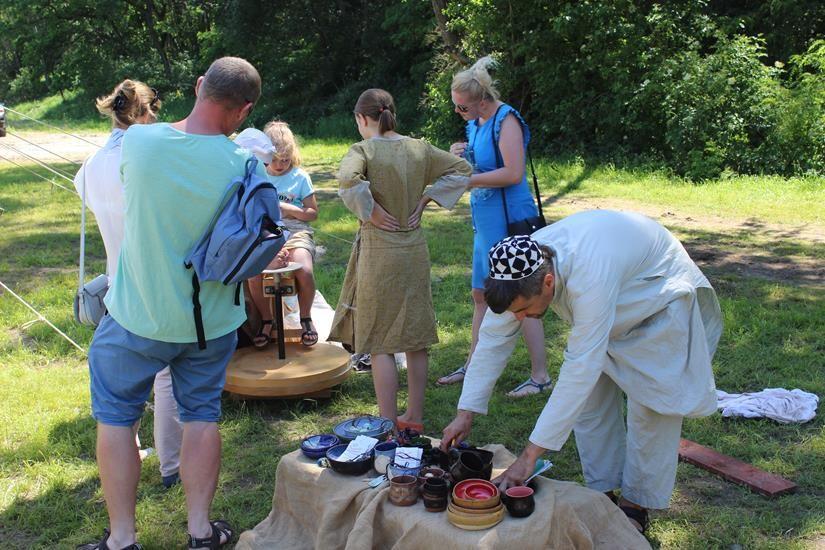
88, 314, 238, 426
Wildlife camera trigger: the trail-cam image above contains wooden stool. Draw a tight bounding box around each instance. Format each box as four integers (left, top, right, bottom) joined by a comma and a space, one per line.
262, 262, 302, 360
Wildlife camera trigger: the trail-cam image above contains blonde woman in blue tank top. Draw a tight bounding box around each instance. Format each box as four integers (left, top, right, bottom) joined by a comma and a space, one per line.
436, 57, 552, 398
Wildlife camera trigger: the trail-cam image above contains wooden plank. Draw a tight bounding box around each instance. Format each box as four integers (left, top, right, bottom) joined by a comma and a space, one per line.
678, 439, 798, 498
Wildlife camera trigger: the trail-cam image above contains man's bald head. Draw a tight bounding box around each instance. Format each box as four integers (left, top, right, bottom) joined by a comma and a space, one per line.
199, 57, 261, 109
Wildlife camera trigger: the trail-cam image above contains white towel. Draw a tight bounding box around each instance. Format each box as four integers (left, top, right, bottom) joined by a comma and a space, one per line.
716, 388, 819, 424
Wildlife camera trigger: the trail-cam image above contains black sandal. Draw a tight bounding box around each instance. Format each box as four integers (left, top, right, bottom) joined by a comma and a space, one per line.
253, 320, 274, 350
76, 529, 143, 550
300, 317, 318, 347
619, 505, 649, 534
188, 519, 234, 549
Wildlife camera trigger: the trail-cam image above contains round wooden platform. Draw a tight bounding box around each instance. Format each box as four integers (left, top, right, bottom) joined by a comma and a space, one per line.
224, 342, 351, 398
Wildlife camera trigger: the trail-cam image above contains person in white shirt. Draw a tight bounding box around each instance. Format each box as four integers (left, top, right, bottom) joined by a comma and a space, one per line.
73, 79, 183, 489
440, 210, 722, 534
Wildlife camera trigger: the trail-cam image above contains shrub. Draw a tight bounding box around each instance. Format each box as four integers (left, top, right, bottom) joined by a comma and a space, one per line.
660, 35, 782, 179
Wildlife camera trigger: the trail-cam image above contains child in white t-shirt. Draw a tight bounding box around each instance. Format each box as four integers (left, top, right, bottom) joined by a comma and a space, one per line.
247, 122, 320, 347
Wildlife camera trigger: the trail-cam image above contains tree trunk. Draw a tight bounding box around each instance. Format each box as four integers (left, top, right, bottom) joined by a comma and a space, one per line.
136, 0, 174, 82
431, 0, 470, 65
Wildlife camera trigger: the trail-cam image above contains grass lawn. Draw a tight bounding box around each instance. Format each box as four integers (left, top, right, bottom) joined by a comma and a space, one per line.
0, 134, 823, 549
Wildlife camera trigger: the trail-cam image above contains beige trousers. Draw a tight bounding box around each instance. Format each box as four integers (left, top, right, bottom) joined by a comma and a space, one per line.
573, 373, 683, 509
152, 367, 183, 478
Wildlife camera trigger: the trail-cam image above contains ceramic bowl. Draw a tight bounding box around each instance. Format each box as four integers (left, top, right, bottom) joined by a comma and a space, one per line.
502, 485, 535, 518
300, 434, 340, 460
333, 416, 394, 442
446, 505, 504, 530
449, 450, 494, 483
451, 478, 500, 510
422, 481, 449, 513
388, 463, 421, 479
325, 444, 373, 476
447, 501, 504, 516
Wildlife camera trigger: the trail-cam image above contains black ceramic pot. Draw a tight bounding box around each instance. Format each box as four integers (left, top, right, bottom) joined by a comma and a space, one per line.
448, 448, 494, 482
449, 451, 485, 483
502, 486, 535, 518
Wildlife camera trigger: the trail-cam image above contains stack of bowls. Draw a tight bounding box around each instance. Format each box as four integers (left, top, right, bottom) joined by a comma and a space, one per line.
333, 416, 394, 443
447, 479, 504, 530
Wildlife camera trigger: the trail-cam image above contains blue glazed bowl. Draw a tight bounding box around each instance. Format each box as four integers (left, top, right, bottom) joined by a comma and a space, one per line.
300, 434, 340, 460
333, 416, 394, 443
325, 444, 374, 476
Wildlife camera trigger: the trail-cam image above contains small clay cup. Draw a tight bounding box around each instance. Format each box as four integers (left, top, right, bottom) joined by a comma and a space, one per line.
422, 477, 449, 512
417, 466, 446, 486
389, 474, 419, 506
503, 486, 535, 518
373, 441, 398, 473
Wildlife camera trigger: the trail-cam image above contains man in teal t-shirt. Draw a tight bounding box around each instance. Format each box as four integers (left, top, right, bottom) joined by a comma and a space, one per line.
106, 124, 256, 340
83, 58, 262, 550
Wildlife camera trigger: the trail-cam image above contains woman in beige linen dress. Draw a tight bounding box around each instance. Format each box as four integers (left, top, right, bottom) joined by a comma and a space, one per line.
328, 88, 472, 431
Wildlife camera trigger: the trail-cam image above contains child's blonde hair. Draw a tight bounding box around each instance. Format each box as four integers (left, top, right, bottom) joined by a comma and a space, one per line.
96, 79, 161, 129
451, 56, 500, 102
263, 121, 301, 167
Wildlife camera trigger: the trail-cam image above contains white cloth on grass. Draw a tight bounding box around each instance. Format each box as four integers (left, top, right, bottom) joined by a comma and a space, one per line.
716, 388, 819, 424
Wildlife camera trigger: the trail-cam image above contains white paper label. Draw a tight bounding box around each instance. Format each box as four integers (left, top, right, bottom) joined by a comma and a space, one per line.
337, 435, 379, 462
393, 447, 423, 468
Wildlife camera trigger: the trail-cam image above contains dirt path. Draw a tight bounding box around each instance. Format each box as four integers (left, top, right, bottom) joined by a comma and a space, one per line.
546, 196, 824, 288
0, 130, 107, 164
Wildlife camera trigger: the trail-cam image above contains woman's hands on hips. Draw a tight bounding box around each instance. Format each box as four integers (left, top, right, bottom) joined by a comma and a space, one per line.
369, 202, 401, 231
407, 197, 432, 229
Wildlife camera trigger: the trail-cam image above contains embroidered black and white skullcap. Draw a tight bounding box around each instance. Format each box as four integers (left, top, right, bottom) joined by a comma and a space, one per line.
488, 235, 545, 281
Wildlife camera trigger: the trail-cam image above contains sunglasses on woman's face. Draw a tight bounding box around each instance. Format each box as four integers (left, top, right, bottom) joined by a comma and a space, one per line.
455, 103, 471, 113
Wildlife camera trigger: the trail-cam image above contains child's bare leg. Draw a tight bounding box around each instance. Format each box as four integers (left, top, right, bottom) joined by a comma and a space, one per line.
398, 349, 427, 426
290, 248, 316, 319
372, 353, 399, 422
248, 274, 269, 319
290, 248, 317, 345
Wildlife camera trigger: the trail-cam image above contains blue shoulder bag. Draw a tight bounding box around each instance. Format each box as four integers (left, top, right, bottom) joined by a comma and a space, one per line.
185, 157, 288, 349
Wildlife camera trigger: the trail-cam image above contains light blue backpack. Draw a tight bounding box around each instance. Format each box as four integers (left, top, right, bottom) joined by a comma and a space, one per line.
185, 157, 287, 349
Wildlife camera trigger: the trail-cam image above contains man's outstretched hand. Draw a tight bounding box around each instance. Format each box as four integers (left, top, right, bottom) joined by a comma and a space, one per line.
492, 442, 547, 492
440, 410, 474, 451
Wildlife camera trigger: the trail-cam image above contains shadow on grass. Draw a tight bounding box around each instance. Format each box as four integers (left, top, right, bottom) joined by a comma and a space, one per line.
671, 224, 824, 287
542, 161, 596, 211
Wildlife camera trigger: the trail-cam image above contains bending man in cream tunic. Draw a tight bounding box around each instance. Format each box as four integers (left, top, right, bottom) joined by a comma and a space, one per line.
440, 210, 722, 533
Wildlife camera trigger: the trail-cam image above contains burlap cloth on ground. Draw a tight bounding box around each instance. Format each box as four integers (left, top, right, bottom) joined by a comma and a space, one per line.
236, 443, 650, 549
